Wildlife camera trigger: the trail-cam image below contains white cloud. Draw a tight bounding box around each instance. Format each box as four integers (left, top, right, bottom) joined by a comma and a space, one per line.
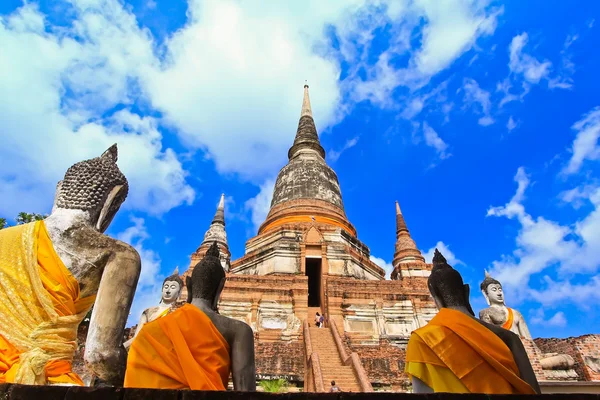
462, 78, 494, 126
329, 137, 359, 162
346, 1, 502, 107
422, 241, 463, 266
244, 179, 276, 233
422, 122, 451, 160
370, 256, 394, 279
509, 33, 552, 84
0, 2, 194, 218
117, 217, 164, 326
530, 308, 567, 328
562, 106, 600, 175
507, 116, 518, 132
487, 168, 600, 306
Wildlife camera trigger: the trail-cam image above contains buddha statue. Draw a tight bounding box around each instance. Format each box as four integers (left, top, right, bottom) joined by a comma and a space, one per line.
125, 242, 256, 391
479, 272, 576, 374
0, 144, 141, 386
405, 249, 539, 394
479, 272, 531, 338
123, 270, 183, 350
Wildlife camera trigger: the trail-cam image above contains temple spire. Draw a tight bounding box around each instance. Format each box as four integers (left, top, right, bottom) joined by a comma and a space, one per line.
288, 84, 325, 160
396, 200, 408, 235
391, 201, 425, 279
212, 193, 225, 225
301, 83, 313, 118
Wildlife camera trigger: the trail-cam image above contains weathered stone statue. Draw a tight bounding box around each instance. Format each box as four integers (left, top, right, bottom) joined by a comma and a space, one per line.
0, 144, 141, 386
479, 272, 576, 375
405, 249, 539, 394
125, 242, 256, 391
123, 270, 183, 350
479, 272, 531, 338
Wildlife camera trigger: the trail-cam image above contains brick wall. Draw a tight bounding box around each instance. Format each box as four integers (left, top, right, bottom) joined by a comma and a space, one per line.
255, 340, 305, 382
349, 340, 409, 391
536, 335, 600, 381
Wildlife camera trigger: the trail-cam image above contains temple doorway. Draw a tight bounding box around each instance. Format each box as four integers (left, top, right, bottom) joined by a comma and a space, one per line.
305, 258, 322, 307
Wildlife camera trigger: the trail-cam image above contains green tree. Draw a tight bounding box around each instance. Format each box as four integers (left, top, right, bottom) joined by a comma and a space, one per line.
259, 379, 288, 393
0, 218, 6, 230
16, 212, 47, 225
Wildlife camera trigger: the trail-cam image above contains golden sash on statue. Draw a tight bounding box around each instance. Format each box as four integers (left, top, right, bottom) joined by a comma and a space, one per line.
0, 221, 95, 385
125, 304, 231, 390
405, 308, 535, 394
502, 308, 514, 330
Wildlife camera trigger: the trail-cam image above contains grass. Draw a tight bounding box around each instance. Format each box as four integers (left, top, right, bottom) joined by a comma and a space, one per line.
259, 379, 289, 393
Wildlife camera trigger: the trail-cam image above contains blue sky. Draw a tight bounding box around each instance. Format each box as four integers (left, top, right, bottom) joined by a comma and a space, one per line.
1, 0, 599, 337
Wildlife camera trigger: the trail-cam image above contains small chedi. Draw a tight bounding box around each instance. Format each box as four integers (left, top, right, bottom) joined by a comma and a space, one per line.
479, 273, 578, 379
125, 242, 256, 391
124, 269, 183, 349
406, 249, 539, 394
0, 145, 141, 386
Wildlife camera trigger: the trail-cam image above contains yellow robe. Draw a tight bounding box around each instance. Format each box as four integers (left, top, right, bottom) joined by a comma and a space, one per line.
503, 308, 514, 330
405, 308, 535, 394
0, 221, 96, 385
125, 304, 231, 390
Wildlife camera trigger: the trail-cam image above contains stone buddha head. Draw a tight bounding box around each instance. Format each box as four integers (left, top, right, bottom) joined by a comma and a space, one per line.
161, 269, 183, 305
187, 242, 225, 310
52, 144, 128, 233
480, 272, 504, 306
427, 249, 475, 316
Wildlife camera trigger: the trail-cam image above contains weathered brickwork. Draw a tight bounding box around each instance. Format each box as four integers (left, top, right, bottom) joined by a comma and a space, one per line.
536, 335, 600, 381
255, 340, 305, 382
349, 340, 409, 391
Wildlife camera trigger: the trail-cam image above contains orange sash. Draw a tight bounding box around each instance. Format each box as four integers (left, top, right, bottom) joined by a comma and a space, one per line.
405, 308, 535, 394
502, 308, 514, 330
125, 304, 231, 390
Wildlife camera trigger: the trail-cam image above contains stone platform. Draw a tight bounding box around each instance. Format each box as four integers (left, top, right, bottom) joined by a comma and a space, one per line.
1, 385, 599, 400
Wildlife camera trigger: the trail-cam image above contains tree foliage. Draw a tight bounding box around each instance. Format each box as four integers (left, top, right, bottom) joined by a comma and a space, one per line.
0, 212, 48, 230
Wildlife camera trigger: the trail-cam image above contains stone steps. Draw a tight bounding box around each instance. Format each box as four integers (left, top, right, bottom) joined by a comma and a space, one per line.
307, 325, 362, 392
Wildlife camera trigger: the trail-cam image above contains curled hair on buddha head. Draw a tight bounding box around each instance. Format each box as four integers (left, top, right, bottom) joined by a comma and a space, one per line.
427, 249, 475, 316
162, 267, 183, 290
480, 271, 501, 293
190, 242, 225, 303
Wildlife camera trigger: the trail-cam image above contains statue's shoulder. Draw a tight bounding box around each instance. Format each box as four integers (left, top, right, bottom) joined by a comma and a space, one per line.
68, 225, 140, 260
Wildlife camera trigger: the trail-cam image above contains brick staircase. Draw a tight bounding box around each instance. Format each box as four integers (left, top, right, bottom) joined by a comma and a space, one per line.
308, 325, 362, 392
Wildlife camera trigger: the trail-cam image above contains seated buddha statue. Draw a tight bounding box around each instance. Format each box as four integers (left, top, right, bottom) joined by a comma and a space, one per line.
0, 145, 141, 386
479, 273, 576, 373
123, 270, 182, 350
125, 242, 256, 391
405, 250, 540, 394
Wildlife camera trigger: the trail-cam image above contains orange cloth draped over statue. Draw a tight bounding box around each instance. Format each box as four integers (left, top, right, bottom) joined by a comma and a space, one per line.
503, 308, 514, 330
0, 221, 96, 385
405, 308, 535, 394
125, 304, 231, 390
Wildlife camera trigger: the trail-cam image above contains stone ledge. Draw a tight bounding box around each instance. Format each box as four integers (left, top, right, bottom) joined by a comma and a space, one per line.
1, 385, 599, 399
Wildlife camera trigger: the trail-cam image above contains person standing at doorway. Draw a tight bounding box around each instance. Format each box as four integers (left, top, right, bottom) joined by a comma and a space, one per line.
319, 314, 325, 328
314, 312, 321, 328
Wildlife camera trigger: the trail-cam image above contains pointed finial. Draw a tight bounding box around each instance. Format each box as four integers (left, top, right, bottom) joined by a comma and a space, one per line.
173, 266, 179, 275
218, 193, 225, 210
433, 248, 447, 265
301, 83, 313, 118
206, 242, 220, 258
395, 201, 402, 215
101, 143, 118, 162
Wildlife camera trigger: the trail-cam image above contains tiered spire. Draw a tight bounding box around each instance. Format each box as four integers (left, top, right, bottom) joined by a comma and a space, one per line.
287, 84, 325, 161
199, 193, 230, 271
392, 201, 425, 269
